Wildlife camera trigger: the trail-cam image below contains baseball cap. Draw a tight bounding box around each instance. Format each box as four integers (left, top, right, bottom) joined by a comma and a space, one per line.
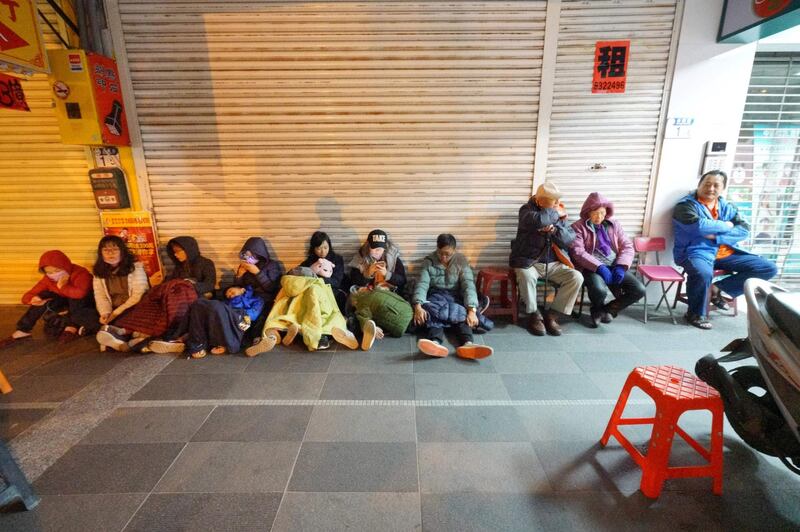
367, 229, 388, 249
536, 182, 562, 201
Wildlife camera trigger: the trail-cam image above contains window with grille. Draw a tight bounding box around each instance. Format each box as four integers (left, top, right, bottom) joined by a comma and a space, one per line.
732, 52, 800, 290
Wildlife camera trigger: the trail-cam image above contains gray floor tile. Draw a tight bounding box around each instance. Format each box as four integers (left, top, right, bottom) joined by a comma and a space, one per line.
160, 355, 251, 374
0, 408, 52, 441
27, 351, 128, 376
501, 374, 606, 400
418, 442, 551, 494
412, 353, 496, 374
329, 350, 414, 374
320, 374, 414, 400
0, 352, 67, 378
0, 493, 146, 532
374, 335, 416, 352
227, 373, 326, 399
584, 371, 651, 400
245, 350, 332, 373
626, 331, 732, 352
125, 493, 282, 532
289, 442, 418, 492
414, 374, 510, 400
416, 406, 529, 442
191, 405, 312, 442
490, 351, 582, 374
0, 374, 98, 403
272, 492, 421, 532
131, 374, 238, 400
155, 441, 299, 493
421, 493, 548, 532
33, 443, 183, 494
304, 405, 416, 442
516, 404, 655, 443
569, 351, 660, 373
80, 406, 214, 444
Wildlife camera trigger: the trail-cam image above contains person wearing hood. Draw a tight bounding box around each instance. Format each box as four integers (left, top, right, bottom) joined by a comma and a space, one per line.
412, 233, 493, 359
235, 236, 283, 345
510, 182, 582, 336
348, 229, 407, 293
570, 192, 645, 328
673, 170, 777, 330
165, 236, 217, 298
0, 250, 98, 347
299, 231, 347, 308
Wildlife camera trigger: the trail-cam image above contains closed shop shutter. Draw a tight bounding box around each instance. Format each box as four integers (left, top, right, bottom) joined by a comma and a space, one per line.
0, 3, 100, 304
545, 0, 679, 234
113, 1, 546, 277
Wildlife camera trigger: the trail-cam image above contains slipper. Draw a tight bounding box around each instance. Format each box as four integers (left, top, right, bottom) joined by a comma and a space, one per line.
245, 334, 277, 357
710, 296, 731, 311
331, 327, 359, 350
190, 349, 207, 359
685, 312, 713, 330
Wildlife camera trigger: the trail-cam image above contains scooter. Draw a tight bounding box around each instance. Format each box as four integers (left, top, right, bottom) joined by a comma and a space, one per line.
695, 278, 800, 475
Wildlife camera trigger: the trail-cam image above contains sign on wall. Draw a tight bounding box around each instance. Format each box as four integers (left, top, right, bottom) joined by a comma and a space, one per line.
0, 0, 49, 74
101, 211, 163, 285
592, 40, 629, 94
0, 72, 29, 111
719, 0, 800, 43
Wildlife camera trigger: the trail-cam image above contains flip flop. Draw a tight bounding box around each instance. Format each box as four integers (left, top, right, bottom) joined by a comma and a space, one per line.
685, 313, 713, 330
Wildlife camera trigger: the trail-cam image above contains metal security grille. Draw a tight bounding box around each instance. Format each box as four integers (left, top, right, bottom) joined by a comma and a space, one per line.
732, 52, 800, 290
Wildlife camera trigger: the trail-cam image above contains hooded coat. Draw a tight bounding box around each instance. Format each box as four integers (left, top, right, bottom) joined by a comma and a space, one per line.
22, 250, 93, 305
569, 192, 635, 273
509, 197, 576, 269
348, 241, 407, 291
672, 192, 751, 266
237, 237, 283, 304
165, 236, 217, 296
412, 251, 479, 309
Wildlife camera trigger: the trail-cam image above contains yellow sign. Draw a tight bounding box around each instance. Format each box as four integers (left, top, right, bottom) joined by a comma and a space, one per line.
0, 0, 49, 74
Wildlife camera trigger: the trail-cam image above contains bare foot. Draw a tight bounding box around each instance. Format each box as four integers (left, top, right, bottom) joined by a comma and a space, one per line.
375, 327, 385, 340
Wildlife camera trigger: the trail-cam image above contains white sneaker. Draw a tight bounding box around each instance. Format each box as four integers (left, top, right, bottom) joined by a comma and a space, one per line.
245, 334, 277, 357
331, 327, 359, 350
361, 320, 377, 351
148, 340, 186, 354
96, 330, 130, 352
417, 338, 449, 358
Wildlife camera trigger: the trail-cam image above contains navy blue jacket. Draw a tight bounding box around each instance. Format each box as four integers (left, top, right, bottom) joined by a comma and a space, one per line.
422, 289, 494, 330
510, 198, 576, 268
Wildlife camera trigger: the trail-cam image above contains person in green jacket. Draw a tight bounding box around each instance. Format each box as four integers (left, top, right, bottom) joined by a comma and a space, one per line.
412, 234, 493, 359
332, 286, 413, 351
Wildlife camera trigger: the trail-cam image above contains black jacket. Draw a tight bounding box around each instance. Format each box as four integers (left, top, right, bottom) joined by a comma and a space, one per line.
237, 237, 283, 304
300, 251, 345, 289
509, 197, 576, 269
165, 236, 217, 296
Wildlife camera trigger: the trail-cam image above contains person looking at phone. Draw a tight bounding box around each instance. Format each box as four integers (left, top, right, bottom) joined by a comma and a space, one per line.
234, 236, 283, 345
348, 229, 406, 292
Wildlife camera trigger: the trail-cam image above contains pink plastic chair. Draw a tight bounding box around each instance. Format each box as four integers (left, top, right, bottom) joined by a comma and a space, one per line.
633, 237, 685, 324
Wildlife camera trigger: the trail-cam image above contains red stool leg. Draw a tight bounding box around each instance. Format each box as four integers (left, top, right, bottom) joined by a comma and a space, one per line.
640, 408, 678, 498
710, 403, 724, 495
601, 373, 637, 447
499, 279, 509, 306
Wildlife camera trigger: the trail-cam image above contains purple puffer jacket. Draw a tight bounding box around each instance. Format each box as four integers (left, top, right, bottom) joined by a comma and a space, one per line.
569, 192, 634, 273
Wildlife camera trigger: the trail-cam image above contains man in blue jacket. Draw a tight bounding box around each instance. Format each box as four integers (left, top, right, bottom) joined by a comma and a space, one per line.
672, 170, 777, 330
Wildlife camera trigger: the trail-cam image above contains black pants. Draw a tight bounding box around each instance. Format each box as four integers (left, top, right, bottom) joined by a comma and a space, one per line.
16, 291, 100, 334
423, 322, 473, 347
583, 270, 646, 313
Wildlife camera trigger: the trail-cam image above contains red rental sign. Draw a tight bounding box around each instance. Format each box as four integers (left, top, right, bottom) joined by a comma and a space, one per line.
592, 40, 630, 94
0, 72, 30, 111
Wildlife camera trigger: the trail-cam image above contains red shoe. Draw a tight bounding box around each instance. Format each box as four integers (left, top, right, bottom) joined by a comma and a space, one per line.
456, 342, 493, 360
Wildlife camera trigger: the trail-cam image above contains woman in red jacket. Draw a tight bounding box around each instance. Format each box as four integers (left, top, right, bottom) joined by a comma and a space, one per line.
0, 250, 99, 346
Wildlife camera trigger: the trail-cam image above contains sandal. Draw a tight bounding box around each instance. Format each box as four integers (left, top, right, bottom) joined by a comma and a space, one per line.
190, 349, 207, 359
685, 312, 713, 330
710, 295, 730, 311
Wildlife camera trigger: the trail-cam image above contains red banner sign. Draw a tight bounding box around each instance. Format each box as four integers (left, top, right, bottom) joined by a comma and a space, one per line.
0, 72, 29, 111
592, 40, 630, 94
87, 53, 130, 145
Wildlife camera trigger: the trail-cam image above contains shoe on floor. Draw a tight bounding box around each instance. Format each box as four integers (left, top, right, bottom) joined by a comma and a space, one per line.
0, 335, 32, 349
148, 340, 186, 354
588, 311, 600, 329
283, 323, 301, 346
332, 327, 359, 350
600, 311, 613, 324
418, 338, 449, 357
542, 311, 562, 336
191, 349, 207, 359
685, 312, 713, 330
96, 330, 130, 352
317, 336, 332, 350
456, 342, 493, 359
245, 334, 277, 357
528, 311, 546, 336
361, 319, 377, 351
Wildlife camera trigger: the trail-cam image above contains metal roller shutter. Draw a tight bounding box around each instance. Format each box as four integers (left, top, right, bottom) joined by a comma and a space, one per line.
545, 0, 679, 234
0, 2, 100, 304
113, 0, 546, 278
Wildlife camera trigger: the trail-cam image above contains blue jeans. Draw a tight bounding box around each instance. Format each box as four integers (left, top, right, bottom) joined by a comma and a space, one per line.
681, 252, 777, 317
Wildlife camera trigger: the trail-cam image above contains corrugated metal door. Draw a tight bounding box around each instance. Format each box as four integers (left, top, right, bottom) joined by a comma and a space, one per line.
545, 0, 678, 233
0, 3, 100, 304
114, 1, 546, 275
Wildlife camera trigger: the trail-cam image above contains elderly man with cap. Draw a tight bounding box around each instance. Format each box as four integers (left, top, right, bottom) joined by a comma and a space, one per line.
510, 182, 583, 336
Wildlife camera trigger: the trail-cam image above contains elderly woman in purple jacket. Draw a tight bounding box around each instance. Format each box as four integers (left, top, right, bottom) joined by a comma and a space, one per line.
570, 192, 645, 327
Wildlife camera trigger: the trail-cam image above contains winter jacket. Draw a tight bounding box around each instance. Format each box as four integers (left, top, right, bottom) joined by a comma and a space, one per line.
93, 262, 149, 320
22, 250, 93, 305
510, 197, 576, 268
228, 285, 265, 326
348, 241, 407, 291
165, 236, 217, 296
422, 290, 494, 331
413, 251, 478, 309
264, 275, 347, 350
236, 237, 283, 304
672, 193, 751, 266
300, 251, 345, 289
570, 192, 635, 273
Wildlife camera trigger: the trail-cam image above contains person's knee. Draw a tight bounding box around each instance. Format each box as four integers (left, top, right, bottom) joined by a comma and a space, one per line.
758, 259, 778, 279
686, 259, 713, 282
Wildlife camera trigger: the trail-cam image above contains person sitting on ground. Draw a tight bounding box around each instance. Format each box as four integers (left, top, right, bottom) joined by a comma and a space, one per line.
235, 236, 283, 347
510, 182, 582, 336
331, 285, 414, 351
300, 231, 347, 309
570, 192, 645, 328
165, 236, 217, 299
348, 229, 407, 293
0, 250, 98, 347
672, 170, 777, 330
412, 233, 493, 359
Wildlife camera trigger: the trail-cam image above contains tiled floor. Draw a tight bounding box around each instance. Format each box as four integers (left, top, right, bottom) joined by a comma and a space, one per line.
0, 304, 799, 531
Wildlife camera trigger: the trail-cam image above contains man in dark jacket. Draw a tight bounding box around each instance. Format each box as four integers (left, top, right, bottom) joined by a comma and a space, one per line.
166, 236, 217, 298
510, 182, 582, 336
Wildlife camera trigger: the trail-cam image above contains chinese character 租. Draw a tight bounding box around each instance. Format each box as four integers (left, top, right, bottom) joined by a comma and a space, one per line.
597, 46, 627, 79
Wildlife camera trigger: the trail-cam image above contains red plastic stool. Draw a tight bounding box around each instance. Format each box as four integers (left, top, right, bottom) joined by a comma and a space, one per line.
600, 365, 724, 498
476, 267, 518, 325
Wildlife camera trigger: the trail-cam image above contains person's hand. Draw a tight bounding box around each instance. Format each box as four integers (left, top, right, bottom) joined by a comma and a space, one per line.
556, 203, 568, 219
367, 262, 380, 277
724, 221, 734, 229
56, 273, 70, 289
375, 327, 385, 340
596, 265, 613, 285
240, 261, 259, 275
375, 261, 387, 276
413, 304, 428, 326
466, 309, 479, 328
99, 313, 111, 325
611, 265, 625, 285
538, 224, 555, 234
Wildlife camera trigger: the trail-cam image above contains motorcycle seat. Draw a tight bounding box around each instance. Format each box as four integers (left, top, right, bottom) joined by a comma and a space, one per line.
766, 292, 800, 348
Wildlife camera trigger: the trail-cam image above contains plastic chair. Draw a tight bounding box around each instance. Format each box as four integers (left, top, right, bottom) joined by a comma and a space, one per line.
476, 267, 518, 324
601, 365, 724, 498
633, 237, 685, 324
673, 269, 738, 317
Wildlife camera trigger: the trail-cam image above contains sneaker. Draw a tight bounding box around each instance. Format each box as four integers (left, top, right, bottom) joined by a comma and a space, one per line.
191, 349, 207, 359
282, 323, 300, 346
361, 320, 377, 351
478, 294, 491, 314
456, 341, 493, 360
96, 329, 130, 352
331, 327, 359, 350
418, 338, 449, 357
148, 340, 186, 354
102, 324, 128, 337
245, 334, 278, 357
317, 336, 332, 350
